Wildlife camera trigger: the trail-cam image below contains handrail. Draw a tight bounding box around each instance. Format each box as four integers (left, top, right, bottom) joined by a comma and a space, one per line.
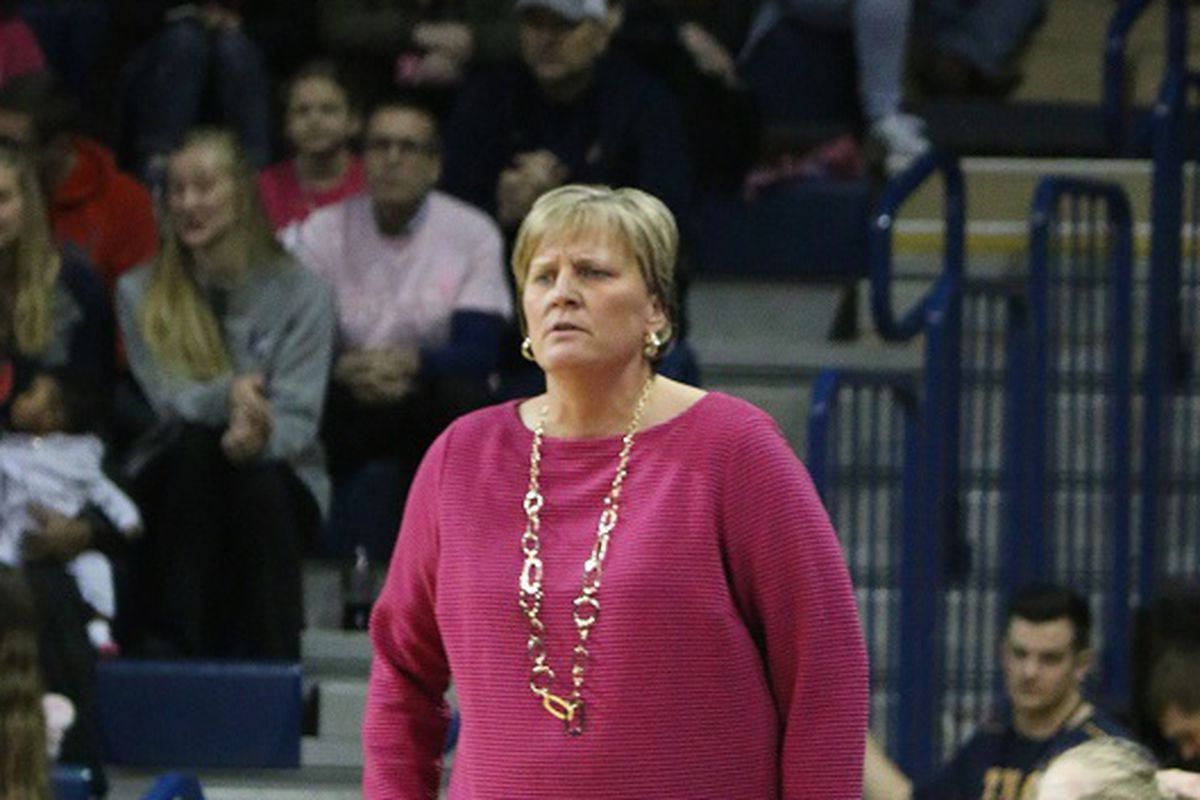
1103, 0, 1155, 154
1026, 176, 1135, 703
807, 368, 928, 773
870, 149, 965, 341
1140, 60, 1189, 605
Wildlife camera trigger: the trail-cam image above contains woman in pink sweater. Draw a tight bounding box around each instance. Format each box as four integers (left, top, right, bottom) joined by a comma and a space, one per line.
364, 184, 869, 798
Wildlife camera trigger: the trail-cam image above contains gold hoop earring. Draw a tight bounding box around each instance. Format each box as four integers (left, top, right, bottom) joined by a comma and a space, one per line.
521, 337, 536, 362
643, 330, 663, 359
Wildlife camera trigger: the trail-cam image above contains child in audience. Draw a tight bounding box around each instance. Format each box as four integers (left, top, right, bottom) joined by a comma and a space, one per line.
257, 60, 364, 246
0, 369, 141, 655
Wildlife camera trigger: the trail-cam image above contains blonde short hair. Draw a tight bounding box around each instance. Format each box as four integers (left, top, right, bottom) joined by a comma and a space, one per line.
1037, 738, 1163, 800
511, 184, 678, 351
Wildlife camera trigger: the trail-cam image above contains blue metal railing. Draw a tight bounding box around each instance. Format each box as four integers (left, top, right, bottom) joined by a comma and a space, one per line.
1103, 0, 1156, 154
867, 149, 965, 775
1141, 26, 1200, 603
1026, 177, 1135, 704
939, 279, 1030, 759
808, 369, 922, 772
870, 152, 965, 583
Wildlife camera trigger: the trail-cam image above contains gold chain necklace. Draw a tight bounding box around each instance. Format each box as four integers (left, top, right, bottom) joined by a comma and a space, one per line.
518, 375, 655, 735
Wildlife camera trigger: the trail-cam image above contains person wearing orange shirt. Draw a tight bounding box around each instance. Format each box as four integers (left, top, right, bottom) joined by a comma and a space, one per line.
0, 73, 157, 299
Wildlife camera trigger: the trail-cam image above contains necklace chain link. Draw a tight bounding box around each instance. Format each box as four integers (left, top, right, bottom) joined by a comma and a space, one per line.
518, 376, 655, 735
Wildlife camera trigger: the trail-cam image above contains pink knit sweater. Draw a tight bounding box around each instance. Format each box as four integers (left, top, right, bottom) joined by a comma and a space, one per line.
365, 392, 868, 798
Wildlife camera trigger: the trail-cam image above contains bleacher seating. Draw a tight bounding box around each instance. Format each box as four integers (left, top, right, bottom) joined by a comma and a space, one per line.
96, 660, 301, 769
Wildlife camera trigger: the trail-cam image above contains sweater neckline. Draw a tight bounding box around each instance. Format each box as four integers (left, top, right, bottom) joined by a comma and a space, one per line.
505, 390, 715, 446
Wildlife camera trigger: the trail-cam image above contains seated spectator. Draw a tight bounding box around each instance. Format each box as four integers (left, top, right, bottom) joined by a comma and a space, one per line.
914, 0, 1043, 98
316, 0, 517, 89
0, 73, 158, 301
2, 369, 142, 657
124, 2, 273, 179
258, 59, 365, 245
0, 564, 52, 799
117, 128, 335, 660
0, 142, 112, 393
739, 0, 930, 163
0, 1, 46, 87
608, 0, 760, 192
864, 584, 1126, 800
291, 95, 510, 556
440, 0, 691, 233
1148, 647, 1200, 770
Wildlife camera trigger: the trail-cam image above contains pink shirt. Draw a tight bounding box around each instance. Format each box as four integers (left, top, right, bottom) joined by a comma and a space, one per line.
365, 392, 869, 799
0, 19, 45, 86
257, 156, 366, 242
291, 191, 511, 350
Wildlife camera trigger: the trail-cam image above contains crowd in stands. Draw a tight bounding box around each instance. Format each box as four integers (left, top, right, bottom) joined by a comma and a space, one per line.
0, 0, 1137, 796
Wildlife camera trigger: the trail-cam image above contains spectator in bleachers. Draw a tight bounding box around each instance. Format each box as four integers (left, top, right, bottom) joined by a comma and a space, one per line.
1148, 647, 1200, 770
608, 0, 760, 192
864, 584, 1126, 800
290, 95, 510, 556
0, 73, 158, 301
2, 368, 142, 657
739, 0, 930, 162
363, 184, 867, 797
0, 1, 46, 88
316, 0, 516, 90
0, 142, 113, 391
0, 147, 114, 795
440, 0, 691, 233
914, 0, 1044, 98
117, 128, 335, 660
123, 2, 273, 181
1035, 737, 1171, 800
0, 564, 52, 800
258, 60, 365, 246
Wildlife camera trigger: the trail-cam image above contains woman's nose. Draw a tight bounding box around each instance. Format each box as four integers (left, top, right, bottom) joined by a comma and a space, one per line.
548, 271, 579, 304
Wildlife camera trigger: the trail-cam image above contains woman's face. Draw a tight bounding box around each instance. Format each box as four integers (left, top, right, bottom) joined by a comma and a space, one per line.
522, 227, 665, 374
166, 143, 239, 253
285, 76, 358, 157
0, 162, 27, 252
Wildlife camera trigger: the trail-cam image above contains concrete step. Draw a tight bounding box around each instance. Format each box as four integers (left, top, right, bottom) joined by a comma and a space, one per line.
317, 679, 368, 740
303, 629, 372, 679
106, 767, 363, 800
302, 736, 363, 769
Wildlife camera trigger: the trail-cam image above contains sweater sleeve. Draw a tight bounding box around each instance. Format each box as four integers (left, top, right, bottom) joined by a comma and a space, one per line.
719, 412, 868, 799
115, 268, 233, 427
363, 430, 452, 799
418, 310, 505, 379
261, 273, 336, 462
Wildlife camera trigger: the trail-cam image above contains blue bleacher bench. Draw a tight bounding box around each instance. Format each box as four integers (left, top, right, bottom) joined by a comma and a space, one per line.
96, 659, 301, 768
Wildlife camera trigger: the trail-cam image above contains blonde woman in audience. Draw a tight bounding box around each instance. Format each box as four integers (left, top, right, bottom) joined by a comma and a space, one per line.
1036, 737, 1200, 800
1, 141, 113, 796
0, 143, 111, 384
117, 128, 335, 661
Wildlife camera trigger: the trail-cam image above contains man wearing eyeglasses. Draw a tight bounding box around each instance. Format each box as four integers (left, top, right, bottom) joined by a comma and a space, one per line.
291, 94, 511, 557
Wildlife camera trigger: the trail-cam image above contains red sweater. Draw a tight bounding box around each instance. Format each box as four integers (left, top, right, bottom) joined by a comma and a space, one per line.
365, 392, 868, 799
257, 156, 366, 235
51, 137, 158, 297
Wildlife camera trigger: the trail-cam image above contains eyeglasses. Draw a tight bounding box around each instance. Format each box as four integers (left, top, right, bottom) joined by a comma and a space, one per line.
364, 136, 437, 156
